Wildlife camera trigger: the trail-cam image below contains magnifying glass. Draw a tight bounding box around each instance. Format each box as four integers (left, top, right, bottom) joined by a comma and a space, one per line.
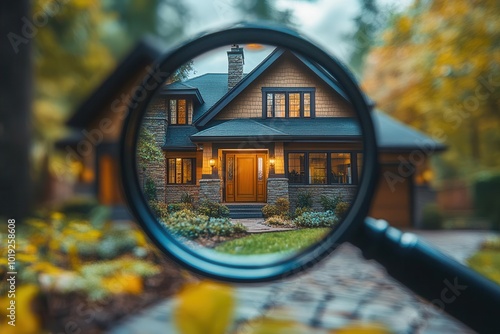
120, 24, 500, 333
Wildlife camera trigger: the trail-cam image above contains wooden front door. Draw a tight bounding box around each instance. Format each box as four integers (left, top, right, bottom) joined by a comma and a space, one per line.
226, 153, 266, 202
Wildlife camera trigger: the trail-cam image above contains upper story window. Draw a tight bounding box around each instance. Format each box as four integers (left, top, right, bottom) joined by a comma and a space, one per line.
169, 99, 193, 125
263, 88, 315, 118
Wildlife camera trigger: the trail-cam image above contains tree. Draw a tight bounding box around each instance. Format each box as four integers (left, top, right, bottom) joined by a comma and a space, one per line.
363, 0, 500, 180
137, 128, 164, 171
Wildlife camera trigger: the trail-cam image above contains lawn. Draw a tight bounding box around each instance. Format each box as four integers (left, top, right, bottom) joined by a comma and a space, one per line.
214, 228, 330, 255
467, 236, 500, 285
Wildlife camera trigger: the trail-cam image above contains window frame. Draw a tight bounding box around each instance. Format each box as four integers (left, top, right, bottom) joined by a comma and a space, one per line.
262, 88, 315, 119
285, 150, 362, 185
167, 157, 196, 185
168, 98, 193, 125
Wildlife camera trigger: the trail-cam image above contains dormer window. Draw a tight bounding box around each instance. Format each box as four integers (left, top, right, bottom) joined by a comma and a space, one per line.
169, 99, 193, 125
262, 88, 315, 118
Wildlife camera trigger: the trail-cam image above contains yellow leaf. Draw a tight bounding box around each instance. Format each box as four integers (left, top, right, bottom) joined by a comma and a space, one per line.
0, 285, 41, 334
333, 322, 392, 334
174, 281, 235, 334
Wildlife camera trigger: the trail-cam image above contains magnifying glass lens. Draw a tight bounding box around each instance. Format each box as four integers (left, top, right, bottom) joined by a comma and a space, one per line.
135, 43, 364, 259
122, 25, 377, 281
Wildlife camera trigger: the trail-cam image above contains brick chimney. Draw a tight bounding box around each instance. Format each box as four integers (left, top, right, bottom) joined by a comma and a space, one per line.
227, 45, 244, 90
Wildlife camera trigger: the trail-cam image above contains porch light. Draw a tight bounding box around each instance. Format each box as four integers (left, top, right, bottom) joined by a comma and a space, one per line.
269, 157, 275, 166
209, 158, 216, 168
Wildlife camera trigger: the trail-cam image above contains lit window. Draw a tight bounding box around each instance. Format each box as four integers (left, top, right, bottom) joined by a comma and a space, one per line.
309, 153, 327, 184
288, 153, 305, 184
331, 153, 352, 184
169, 99, 193, 125
264, 89, 314, 118
167, 158, 195, 184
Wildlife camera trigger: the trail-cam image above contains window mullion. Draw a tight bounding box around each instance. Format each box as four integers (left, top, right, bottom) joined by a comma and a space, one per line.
285, 92, 289, 118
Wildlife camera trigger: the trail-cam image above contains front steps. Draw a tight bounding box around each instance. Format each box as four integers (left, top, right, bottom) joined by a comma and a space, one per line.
226, 203, 265, 219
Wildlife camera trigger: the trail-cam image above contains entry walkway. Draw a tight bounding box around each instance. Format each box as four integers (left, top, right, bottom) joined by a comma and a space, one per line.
109, 230, 495, 334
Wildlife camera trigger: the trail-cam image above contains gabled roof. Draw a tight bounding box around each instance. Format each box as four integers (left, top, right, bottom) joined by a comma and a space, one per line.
67, 37, 165, 128
191, 48, 356, 127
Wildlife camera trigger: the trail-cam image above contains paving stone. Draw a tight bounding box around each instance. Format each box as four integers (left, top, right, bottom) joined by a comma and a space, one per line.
108, 230, 496, 334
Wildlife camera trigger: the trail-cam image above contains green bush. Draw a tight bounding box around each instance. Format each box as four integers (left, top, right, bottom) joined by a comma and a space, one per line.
296, 190, 313, 209
167, 203, 193, 213
262, 197, 290, 218
149, 200, 169, 220
197, 200, 230, 218
59, 197, 99, 216
335, 201, 350, 220
180, 192, 195, 204
162, 209, 246, 239
264, 215, 293, 227
293, 211, 338, 228
144, 177, 157, 201
421, 204, 444, 230
319, 194, 343, 212
293, 206, 311, 218
474, 173, 500, 230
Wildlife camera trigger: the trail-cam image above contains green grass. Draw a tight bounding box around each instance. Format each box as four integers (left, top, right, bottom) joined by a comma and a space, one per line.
214, 228, 330, 255
467, 237, 500, 285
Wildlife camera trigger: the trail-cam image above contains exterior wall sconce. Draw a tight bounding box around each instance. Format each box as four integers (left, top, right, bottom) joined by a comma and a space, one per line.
269, 157, 275, 166
209, 158, 216, 168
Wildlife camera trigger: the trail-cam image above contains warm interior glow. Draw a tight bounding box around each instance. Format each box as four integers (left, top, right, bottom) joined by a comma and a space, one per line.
209, 158, 216, 167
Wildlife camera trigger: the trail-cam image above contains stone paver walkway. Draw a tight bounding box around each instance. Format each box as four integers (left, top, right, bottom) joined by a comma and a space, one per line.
232, 218, 296, 233
109, 229, 496, 334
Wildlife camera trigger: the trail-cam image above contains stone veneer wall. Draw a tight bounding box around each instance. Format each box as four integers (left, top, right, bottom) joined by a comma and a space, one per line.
267, 178, 289, 204
165, 185, 199, 204
199, 179, 222, 203
288, 185, 357, 211
141, 96, 167, 202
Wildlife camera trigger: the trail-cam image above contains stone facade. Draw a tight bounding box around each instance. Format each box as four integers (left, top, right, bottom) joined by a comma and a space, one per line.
199, 179, 222, 203
141, 96, 167, 202
288, 184, 357, 211
165, 185, 199, 204
267, 178, 289, 204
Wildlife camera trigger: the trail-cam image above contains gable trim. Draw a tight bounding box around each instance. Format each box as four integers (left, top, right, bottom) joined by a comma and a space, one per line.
194, 48, 286, 127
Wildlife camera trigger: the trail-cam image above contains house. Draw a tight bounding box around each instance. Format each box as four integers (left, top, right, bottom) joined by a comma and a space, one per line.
60, 41, 445, 227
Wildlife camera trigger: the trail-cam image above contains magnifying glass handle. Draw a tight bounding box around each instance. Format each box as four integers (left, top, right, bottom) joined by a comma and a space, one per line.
351, 218, 500, 333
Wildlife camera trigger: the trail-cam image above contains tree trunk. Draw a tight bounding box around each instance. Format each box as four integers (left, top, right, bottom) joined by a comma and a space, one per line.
0, 1, 33, 220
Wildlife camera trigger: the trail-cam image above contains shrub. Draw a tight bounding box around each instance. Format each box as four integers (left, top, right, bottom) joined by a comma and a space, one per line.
474, 173, 500, 230
293, 211, 338, 228
162, 209, 246, 239
197, 200, 230, 218
264, 215, 293, 227
262, 197, 290, 218
296, 191, 313, 209
59, 197, 99, 216
144, 177, 157, 201
293, 207, 311, 219
335, 202, 350, 220
180, 192, 195, 205
319, 194, 343, 212
421, 204, 443, 230
149, 200, 169, 220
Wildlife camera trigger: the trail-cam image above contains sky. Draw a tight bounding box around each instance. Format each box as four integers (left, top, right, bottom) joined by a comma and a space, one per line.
180, 0, 412, 77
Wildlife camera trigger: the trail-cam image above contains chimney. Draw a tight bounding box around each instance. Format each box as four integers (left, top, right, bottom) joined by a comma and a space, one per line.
227, 44, 244, 90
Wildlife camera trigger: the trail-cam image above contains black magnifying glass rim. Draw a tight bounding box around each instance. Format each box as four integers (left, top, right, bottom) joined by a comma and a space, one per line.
120, 22, 379, 283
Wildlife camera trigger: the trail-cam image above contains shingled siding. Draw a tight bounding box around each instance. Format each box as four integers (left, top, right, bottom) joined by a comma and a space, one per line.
288, 185, 357, 212
142, 96, 167, 202
216, 52, 354, 120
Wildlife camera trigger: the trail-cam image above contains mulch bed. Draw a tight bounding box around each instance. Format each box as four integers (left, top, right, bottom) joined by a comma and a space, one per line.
39, 255, 186, 334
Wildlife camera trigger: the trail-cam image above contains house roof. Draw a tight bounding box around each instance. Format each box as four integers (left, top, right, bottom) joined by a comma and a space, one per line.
67, 37, 165, 128
190, 118, 361, 142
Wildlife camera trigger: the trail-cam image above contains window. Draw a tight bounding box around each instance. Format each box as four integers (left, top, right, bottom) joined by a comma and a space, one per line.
167, 158, 195, 184
309, 153, 327, 184
169, 99, 193, 125
263, 88, 315, 118
288, 153, 305, 184
286, 152, 363, 185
